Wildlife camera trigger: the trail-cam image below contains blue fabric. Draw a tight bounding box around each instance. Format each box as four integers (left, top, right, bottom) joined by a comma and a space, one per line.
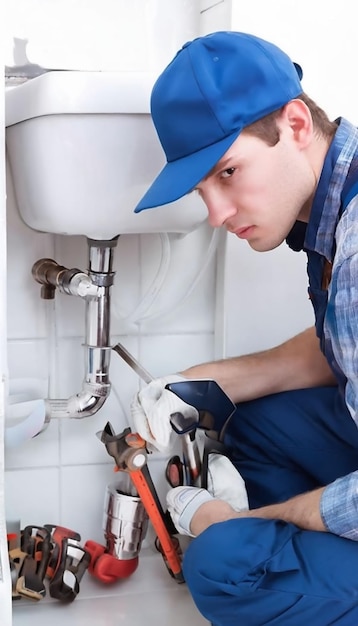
224, 387, 358, 509
184, 518, 358, 626
181, 387, 358, 624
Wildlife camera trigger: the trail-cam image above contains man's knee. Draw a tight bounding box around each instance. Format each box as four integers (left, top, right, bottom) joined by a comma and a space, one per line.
183, 519, 358, 626
183, 517, 298, 589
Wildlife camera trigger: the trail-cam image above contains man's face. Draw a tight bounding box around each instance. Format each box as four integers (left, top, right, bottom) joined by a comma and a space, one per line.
194, 118, 316, 252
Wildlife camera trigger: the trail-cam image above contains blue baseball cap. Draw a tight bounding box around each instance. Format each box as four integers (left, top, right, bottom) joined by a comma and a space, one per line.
134, 31, 303, 213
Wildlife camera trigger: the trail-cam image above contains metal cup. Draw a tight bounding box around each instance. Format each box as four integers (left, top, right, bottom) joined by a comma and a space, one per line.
103, 474, 149, 560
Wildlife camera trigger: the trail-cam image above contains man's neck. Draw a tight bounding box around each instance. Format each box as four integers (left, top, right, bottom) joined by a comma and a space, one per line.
298, 134, 333, 223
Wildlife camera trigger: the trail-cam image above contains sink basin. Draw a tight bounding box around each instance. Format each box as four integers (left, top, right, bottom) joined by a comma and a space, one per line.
5, 71, 207, 238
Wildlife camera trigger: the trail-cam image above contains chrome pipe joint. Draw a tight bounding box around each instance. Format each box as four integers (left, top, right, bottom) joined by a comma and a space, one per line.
32, 237, 119, 427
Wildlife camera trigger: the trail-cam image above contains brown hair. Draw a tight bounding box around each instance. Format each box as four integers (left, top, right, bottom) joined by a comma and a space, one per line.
244, 93, 338, 146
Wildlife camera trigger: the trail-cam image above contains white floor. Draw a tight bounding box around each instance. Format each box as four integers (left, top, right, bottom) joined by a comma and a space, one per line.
11, 546, 209, 626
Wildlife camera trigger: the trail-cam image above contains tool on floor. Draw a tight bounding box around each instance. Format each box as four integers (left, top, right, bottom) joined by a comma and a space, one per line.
9, 524, 90, 603
86, 423, 184, 582
85, 471, 148, 584
9, 546, 45, 601
41, 525, 91, 603
103, 475, 149, 560
9, 525, 51, 601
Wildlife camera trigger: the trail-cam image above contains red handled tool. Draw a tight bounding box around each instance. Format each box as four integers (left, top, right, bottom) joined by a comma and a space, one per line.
94, 423, 184, 583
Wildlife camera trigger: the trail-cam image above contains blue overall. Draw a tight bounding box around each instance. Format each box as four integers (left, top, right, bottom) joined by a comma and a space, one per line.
183, 179, 358, 621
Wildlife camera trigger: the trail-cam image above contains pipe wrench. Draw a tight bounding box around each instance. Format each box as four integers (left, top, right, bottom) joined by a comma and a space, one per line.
97, 422, 184, 582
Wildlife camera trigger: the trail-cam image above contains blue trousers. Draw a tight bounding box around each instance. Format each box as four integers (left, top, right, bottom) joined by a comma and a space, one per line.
184, 387, 358, 625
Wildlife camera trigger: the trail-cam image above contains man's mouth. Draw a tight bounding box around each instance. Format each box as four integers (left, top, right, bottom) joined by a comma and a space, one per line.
233, 226, 254, 239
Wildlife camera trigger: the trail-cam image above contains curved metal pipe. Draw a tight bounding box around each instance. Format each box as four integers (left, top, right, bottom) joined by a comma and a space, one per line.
33, 237, 118, 429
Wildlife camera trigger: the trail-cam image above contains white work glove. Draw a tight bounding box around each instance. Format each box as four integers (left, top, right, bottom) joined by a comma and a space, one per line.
207, 453, 249, 512
130, 374, 199, 453
166, 453, 249, 537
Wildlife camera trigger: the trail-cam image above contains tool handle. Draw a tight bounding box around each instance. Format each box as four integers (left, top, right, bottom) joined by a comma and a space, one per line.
130, 469, 183, 579
112, 343, 153, 384
181, 430, 202, 486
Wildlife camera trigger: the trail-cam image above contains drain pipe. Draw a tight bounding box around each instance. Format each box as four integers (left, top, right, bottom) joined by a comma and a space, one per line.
32, 237, 118, 429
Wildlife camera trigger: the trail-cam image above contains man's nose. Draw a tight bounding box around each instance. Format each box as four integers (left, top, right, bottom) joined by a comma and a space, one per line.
204, 196, 237, 228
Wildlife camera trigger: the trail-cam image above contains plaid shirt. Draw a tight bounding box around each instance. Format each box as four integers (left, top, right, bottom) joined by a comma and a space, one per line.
298, 118, 358, 537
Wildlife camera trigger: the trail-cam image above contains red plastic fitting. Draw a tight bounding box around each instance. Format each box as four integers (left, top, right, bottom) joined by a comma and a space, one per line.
84, 540, 138, 584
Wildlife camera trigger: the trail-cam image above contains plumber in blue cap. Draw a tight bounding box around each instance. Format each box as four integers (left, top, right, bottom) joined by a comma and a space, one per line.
131, 31, 358, 625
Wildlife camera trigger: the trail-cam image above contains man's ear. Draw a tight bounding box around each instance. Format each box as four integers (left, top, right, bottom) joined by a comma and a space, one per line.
281, 99, 313, 148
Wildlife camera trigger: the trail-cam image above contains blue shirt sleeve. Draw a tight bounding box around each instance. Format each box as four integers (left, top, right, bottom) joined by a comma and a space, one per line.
321, 471, 358, 539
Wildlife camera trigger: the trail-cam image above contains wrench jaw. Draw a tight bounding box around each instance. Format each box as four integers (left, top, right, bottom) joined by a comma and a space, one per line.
97, 424, 147, 471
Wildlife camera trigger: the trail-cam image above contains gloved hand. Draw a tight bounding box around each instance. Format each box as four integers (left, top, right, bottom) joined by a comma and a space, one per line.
207, 453, 249, 512
130, 374, 199, 453
166, 453, 249, 537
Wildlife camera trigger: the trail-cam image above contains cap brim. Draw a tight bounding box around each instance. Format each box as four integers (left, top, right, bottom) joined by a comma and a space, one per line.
134, 129, 241, 212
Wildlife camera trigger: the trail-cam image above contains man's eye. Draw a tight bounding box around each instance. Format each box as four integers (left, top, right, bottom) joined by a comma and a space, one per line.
221, 167, 236, 179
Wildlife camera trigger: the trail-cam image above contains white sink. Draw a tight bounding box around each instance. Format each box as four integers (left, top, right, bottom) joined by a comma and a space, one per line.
6, 71, 207, 238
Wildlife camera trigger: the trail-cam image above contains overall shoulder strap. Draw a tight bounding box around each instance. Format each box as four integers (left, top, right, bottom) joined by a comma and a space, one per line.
342, 180, 358, 210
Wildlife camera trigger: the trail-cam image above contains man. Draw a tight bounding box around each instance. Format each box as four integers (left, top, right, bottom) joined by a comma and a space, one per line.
131, 31, 358, 624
